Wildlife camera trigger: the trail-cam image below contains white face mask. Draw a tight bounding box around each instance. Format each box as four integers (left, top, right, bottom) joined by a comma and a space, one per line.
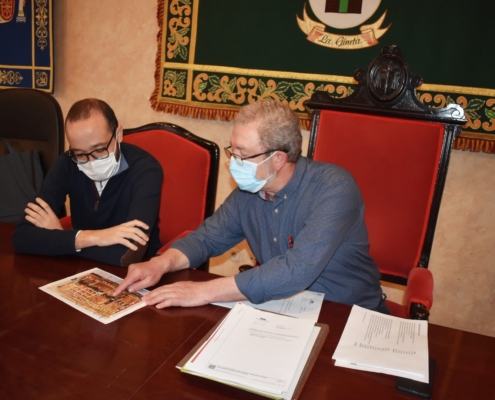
77, 142, 121, 182
229, 151, 277, 193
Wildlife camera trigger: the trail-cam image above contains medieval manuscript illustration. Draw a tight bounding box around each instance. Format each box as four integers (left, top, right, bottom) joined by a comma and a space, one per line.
39, 268, 148, 324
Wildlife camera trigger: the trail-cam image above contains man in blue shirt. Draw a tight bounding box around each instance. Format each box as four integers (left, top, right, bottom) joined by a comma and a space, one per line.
115, 100, 387, 312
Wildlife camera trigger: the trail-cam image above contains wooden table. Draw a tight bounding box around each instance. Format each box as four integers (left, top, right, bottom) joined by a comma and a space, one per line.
1, 223, 494, 400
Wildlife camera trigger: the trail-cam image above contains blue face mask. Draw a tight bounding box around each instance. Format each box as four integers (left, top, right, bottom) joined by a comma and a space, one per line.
229, 152, 277, 193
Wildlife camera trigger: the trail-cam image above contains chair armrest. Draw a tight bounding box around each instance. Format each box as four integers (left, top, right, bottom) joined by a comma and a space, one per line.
59, 216, 73, 230
156, 230, 193, 255
406, 268, 434, 319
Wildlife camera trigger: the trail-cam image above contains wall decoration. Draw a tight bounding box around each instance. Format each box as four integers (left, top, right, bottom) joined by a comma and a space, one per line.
0, 0, 54, 92
151, 0, 495, 153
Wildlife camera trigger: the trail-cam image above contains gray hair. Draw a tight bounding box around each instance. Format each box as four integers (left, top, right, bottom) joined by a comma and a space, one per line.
235, 101, 302, 162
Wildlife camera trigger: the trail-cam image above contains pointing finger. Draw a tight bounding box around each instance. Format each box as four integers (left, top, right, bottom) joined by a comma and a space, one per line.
114, 273, 139, 296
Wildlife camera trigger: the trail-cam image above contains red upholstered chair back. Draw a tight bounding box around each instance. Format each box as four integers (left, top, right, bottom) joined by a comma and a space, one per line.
305, 46, 466, 317
312, 111, 443, 279
123, 123, 219, 269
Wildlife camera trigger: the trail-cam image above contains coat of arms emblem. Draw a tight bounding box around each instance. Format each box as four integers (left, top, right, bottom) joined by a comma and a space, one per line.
297, 0, 390, 50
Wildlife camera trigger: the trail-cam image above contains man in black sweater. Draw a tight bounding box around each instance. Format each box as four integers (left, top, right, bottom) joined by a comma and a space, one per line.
13, 99, 163, 267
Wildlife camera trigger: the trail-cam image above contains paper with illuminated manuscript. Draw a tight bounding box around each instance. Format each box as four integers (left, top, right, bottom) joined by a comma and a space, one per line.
39, 268, 148, 324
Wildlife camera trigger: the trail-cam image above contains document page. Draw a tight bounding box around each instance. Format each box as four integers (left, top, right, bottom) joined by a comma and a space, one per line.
332, 305, 429, 383
182, 302, 315, 396
39, 268, 148, 324
212, 290, 324, 322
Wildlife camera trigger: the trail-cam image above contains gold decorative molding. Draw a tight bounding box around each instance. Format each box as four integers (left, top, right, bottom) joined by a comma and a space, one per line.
35, 71, 48, 87
35, 0, 48, 51
0, 69, 23, 85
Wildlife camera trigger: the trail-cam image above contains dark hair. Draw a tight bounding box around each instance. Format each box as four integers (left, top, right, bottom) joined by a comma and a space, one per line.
65, 98, 118, 133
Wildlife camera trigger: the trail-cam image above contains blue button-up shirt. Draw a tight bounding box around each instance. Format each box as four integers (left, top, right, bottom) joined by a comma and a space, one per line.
171, 156, 383, 309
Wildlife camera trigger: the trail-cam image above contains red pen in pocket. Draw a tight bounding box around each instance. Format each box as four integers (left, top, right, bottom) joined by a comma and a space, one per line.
288, 236, 294, 248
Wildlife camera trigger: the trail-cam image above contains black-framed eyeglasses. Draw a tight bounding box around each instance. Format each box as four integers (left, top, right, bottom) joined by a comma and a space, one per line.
224, 146, 287, 166
68, 132, 115, 164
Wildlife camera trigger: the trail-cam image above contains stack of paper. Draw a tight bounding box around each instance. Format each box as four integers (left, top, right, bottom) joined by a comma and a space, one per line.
332, 305, 429, 383
177, 302, 328, 399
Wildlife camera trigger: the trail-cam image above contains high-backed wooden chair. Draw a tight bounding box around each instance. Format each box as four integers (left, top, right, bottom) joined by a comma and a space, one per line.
123, 123, 220, 271
304, 45, 466, 320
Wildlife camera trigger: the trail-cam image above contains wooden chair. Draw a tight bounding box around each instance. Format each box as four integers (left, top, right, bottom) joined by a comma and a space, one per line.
304, 45, 466, 320
123, 123, 220, 271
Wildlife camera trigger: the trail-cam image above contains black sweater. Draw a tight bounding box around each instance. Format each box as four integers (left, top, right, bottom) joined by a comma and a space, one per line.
13, 143, 163, 266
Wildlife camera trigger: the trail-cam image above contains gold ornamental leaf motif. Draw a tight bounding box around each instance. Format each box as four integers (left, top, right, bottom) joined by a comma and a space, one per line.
456, 96, 482, 130
482, 98, 495, 131
205, 75, 244, 104
163, 70, 186, 97
254, 79, 291, 102
0, 70, 23, 85
192, 73, 209, 101
35, 0, 48, 51
35, 71, 48, 87
167, 0, 191, 61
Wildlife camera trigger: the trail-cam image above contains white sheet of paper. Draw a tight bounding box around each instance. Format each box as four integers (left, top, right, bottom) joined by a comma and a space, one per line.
332, 305, 429, 383
334, 359, 427, 382
212, 290, 324, 322
281, 325, 320, 400
39, 267, 148, 324
182, 302, 316, 395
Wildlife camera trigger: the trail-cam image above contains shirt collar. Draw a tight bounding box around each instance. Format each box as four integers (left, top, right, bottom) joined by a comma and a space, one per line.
115, 152, 129, 175
258, 156, 308, 202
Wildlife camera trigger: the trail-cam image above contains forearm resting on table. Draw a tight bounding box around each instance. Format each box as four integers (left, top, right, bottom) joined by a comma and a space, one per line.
199, 276, 247, 303
117, 249, 247, 307
141, 275, 246, 308
156, 251, 247, 303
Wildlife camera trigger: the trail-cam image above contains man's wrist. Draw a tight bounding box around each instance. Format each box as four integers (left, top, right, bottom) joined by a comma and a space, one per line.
204, 276, 245, 304
148, 255, 168, 276
75, 230, 83, 252
154, 248, 190, 275
75, 230, 96, 250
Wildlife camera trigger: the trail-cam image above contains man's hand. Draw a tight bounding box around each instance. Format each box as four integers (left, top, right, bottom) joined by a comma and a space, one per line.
25, 198, 63, 230
114, 256, 167, 296
114, 249, 190, 296
141, 276, 244, 309
143, 281, 212, 308
75, 220, 149, 251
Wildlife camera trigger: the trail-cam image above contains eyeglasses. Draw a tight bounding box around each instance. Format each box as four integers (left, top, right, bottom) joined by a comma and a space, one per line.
224, 146, 287, 166
68, 132, 115, 164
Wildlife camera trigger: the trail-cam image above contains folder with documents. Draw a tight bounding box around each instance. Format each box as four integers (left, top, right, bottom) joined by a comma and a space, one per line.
177, 303, 329, 400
